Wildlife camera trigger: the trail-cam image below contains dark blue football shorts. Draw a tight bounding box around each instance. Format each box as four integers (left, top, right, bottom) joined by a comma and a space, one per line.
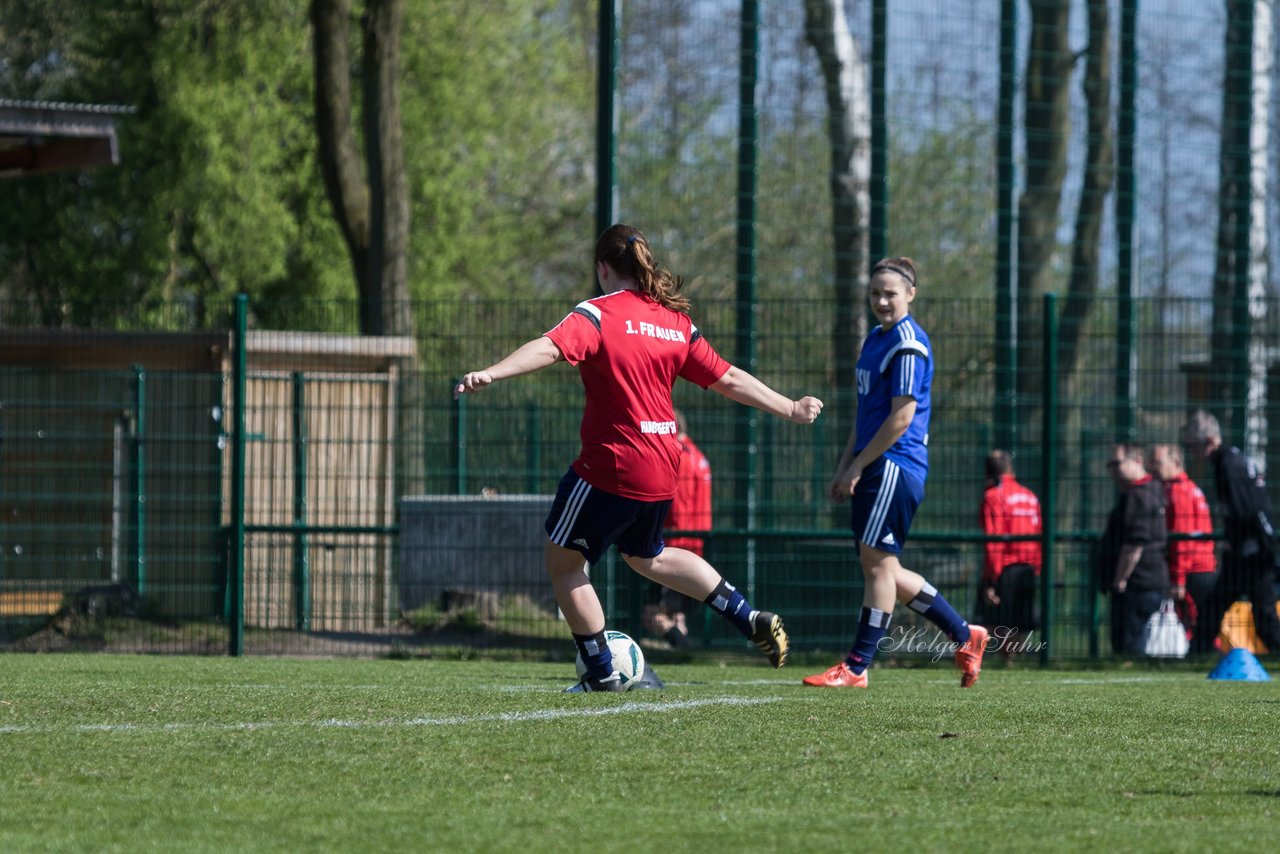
544, 468, 672, 566
850, 457, 924, 555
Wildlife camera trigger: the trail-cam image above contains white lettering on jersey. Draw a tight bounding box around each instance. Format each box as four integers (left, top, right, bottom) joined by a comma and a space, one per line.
625, 320, 687, 342
640, 420, 678, 435
857, 368, 871, 395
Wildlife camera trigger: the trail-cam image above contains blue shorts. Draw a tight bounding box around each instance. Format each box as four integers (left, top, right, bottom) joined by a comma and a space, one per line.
850, 458, 924, 555
544, 468, 671, 566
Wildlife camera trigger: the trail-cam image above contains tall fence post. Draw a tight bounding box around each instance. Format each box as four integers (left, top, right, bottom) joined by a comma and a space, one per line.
229, 294, 247, 656
525, 401, 541, 494
1227, 0, 1256, 450
292, 371, 310, 632
132, 364, 147, 597
736, 0, 760, 596
594, 0, 619, 290
995, 0, 1018, 451
870, 0, 887, 261
451, 385, 467, 495
1039, 293, 1059, 665
1115, 0, 1138, 441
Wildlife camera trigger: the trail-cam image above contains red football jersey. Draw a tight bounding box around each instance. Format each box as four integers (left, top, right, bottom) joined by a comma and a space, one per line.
543, 289, 730, 500
1163, 471, 1216, 585
981, 474, 1043, 582
665, 432, 712, 556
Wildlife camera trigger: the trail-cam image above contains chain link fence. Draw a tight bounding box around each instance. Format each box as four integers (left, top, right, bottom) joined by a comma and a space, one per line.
2, 293, 1272, 659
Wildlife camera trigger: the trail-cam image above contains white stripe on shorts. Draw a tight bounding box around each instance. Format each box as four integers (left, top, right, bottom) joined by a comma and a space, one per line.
862, 459, 899, 547
550, 477, 592, 545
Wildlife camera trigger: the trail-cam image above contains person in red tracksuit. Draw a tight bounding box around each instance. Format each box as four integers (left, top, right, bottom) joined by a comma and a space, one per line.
1150, 443, 1217, 640
645, 410, 711, 647
979, 450, 1042, 656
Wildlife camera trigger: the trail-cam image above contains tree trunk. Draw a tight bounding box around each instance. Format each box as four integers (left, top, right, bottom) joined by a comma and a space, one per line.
1055, 0, 1114, 523
362, 0, 411, 337
311, 0, 411, 337
1060, 0, 1113, 382
1016, 0, 1072, 448
312, 0, 370, 291
312, 0, 419, 507
803, 0, 870, 457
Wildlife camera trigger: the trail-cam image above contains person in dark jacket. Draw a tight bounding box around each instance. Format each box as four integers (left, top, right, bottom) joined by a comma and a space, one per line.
1181, 410, 1280, 655
1100, 443, 1169, 655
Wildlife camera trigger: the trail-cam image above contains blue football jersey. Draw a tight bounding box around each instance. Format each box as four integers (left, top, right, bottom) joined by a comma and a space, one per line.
853, 315, 932, 483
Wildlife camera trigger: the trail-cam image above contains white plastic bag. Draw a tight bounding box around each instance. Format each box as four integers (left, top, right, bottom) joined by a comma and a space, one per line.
1142, 598, 1189, 658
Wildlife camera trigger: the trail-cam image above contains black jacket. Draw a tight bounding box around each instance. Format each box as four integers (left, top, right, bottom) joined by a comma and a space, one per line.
1210, 445, 1276, 561
1100, 476, 1169, 593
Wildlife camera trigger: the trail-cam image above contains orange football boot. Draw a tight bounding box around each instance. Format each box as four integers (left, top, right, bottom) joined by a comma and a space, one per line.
956, 624, 990, 688
802, 662, 869, 688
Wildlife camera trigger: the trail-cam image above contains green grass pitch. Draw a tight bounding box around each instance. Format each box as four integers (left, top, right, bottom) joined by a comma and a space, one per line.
1, 654, 1276, 852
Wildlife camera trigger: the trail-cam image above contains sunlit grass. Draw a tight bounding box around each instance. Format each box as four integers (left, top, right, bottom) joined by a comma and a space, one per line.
0, 655, 1276, 852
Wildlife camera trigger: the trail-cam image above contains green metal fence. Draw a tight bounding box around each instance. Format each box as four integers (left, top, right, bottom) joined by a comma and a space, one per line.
2, 293, 1273, 660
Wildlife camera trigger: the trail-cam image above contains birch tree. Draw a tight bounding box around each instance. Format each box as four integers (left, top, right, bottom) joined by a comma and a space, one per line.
802, 0, 871, 448
1211, 0, 1271, 463
1243, 1, 1272, 469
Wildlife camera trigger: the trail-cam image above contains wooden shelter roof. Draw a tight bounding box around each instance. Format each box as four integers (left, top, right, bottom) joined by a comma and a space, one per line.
0, 99, 133, 179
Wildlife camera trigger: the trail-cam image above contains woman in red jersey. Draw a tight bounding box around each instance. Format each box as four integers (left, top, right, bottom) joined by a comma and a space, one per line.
455, 223, 823, 692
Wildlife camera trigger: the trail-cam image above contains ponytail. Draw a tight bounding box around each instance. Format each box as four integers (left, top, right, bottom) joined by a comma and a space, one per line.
595, 224, 691, 313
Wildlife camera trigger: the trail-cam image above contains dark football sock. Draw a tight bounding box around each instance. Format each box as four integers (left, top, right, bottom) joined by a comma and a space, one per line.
907, 581, 971, 643
703, 579, 755, 637
845, 607, 892, 675
572, 630, 613, 680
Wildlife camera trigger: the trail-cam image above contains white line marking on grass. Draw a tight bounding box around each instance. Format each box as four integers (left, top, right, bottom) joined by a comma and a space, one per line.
398, 696, 776, 726
660, 679, 796, 687
1051, 676, 1191, 684
0, 696, 776, 736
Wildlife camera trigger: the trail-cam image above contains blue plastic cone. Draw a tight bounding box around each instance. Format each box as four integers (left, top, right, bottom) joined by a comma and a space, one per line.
1208, 647, 1272, 681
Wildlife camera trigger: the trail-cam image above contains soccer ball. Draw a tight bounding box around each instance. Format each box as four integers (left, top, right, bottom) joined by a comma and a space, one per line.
575, 630, 646, 690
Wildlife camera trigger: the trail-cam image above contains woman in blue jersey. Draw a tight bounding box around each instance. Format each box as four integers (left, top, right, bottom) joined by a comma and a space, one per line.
803, 257, 990, 688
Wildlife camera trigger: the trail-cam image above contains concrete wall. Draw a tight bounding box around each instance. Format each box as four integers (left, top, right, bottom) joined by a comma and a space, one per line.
398, 495, 553, 614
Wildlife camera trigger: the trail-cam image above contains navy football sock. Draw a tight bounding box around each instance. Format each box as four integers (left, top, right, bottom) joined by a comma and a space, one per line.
572, 630, 614, 680
845, 607, 892, 674
907, 582, 971, 643
703, 579, 755, 637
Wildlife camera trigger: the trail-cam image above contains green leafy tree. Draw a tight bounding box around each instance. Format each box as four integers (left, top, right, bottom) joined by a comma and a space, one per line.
0, 0, 596, 329
398, 1, 595, 301
0, 0, 349, 328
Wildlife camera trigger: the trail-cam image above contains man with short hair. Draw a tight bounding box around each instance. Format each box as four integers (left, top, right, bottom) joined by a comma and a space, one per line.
1180, 410, 1280, 655
1100, 443, 1169, 655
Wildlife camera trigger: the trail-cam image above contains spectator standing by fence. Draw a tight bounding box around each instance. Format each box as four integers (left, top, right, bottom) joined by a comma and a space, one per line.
455, 223, 823, 691
1150, 442, 1217, 642
1180, 411, 1280, 656
979, 449, 1042, 658
1100, 444, 1169, 655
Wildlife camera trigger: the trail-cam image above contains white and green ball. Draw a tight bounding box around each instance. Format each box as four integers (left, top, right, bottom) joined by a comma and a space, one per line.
575, 630, 646, 690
